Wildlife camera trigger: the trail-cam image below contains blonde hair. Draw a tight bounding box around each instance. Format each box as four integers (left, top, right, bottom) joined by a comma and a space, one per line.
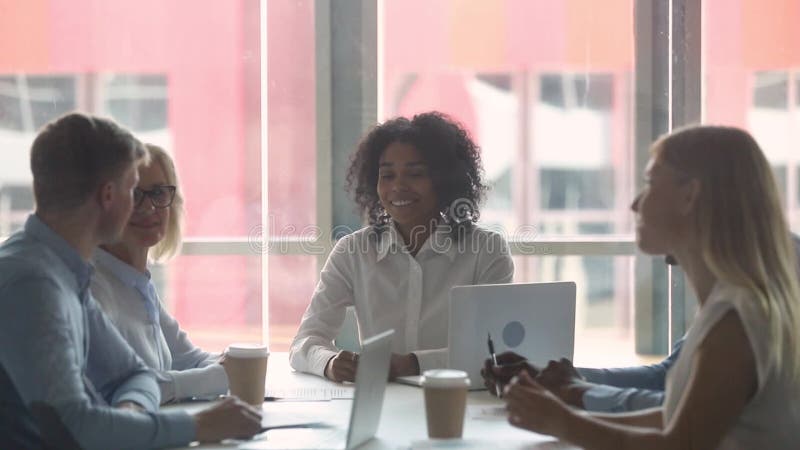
655, 126, 800, 380
144, 144, 184, 262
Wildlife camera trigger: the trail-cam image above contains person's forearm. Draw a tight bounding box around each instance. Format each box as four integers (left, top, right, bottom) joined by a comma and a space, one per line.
66, 404, 196, 450
561, 410, 670, 450
591, 407, 663, 428
110, 370, 161, 412
166, 364, 229, 402
289, 338, 338, 377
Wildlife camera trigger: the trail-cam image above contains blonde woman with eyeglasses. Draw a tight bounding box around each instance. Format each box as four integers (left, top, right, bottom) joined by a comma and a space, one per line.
504, 126, 800, 449
90, 144, 229, 404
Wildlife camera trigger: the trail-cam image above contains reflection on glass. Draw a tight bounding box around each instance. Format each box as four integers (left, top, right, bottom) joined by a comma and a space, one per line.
268, 255, 317, 352
0, 2, 265, 353
513, 255, 663, 367
379, 1, 634, 238
103, 74, 168, 132
152, 255, 262, 353
704, 0, 800, 232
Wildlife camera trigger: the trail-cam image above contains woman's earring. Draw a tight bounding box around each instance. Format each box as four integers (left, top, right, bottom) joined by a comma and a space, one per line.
377, 207, 391, 226
439, 207, 452, 224
446, 198, 476, 224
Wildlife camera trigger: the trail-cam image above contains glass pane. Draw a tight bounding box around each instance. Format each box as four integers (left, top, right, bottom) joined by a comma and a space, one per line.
265, 0, 317, 350
268, 254, 318, 352
514, 254, 664, 367
103, 74, 169, 132
703, 0, 800, 234
0, 2, 265, 346
267, 0, 316, 236
152, 255, 262, 353
0, 75, 77, 235
379, 0, 636, 238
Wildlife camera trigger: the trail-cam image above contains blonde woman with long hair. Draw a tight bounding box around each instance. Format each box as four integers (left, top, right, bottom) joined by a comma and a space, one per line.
504, 126, 800, 449
90, 144, 229, 403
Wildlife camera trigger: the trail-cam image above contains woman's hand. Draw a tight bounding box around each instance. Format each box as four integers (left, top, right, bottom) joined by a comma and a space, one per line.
481, 351, 540, 397
535, 358, 592, 408
324, 351, 359, 382
193, 397, 262, 442
505, 371, 572, 439
389, 353, 420, 379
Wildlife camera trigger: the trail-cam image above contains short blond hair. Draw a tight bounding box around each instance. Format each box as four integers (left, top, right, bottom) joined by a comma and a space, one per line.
145, 144, 184, 262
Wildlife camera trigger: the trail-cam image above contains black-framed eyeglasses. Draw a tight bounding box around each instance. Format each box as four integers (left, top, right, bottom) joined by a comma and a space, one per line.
133, 185, 176, 209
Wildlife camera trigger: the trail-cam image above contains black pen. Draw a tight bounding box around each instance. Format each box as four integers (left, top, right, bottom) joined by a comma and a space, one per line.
487, 333, 502, 397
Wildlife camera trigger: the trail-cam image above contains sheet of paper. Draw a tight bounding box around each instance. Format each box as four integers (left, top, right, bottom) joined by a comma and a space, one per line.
409, 440, 566, 450
265, 387, 354, 401
466, 405, 507, 421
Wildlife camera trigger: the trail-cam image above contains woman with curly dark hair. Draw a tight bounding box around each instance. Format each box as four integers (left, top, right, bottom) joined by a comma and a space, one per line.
290, 112, 515, 382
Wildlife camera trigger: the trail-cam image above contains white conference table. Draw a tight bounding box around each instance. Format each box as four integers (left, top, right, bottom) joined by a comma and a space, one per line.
169, 353, 579, 450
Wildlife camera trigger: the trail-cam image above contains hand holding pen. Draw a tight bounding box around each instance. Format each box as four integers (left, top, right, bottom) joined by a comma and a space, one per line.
487, 333, 503, 397
481, 345, 540, 398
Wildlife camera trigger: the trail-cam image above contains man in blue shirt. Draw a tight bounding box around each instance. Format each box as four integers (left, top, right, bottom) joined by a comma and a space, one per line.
483, 235, 800, 413
0, 113, 261, 449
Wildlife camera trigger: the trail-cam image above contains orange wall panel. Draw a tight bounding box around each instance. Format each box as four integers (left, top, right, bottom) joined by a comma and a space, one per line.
742, 0, 800, 68
0, 0, 50, 71
566, 0, 633, 70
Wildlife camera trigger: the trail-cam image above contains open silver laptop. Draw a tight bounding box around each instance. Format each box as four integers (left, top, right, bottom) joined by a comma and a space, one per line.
243, 329, 394, 450
397, 282, 576, 390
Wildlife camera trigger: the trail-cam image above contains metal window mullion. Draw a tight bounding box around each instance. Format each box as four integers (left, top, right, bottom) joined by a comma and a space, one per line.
321, 0, 378, 248
260, 0, 270, 346
315, 0, 335, 269
669, 0, 702, 346
15, 75, 34, 133
634, 0, 671, 355
331, 0, 377, 238
177, 238, 637, 257
787, 71, 799, 226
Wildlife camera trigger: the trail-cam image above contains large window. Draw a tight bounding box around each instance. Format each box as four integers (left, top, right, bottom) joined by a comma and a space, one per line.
0, 1, 265, 352
380, 0, 642, 364
3, 0, 795, 364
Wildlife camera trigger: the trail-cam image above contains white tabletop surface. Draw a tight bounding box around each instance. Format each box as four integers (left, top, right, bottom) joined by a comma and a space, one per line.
167, 353, 579, 450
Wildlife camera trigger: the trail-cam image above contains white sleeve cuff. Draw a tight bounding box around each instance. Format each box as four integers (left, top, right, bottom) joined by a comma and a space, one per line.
163, 364, 229, 402
413, 348, 447, 373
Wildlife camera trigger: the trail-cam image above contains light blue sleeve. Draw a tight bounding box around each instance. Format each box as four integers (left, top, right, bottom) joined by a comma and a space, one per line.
84, 297, 161, 411
0, 276, 195, 450
577, 338, 684, 412
581, 385, 665, 413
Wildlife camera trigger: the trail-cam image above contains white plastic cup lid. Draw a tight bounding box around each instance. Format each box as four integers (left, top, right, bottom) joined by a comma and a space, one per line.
420, 369, 470, 388
226, 343, 269, 358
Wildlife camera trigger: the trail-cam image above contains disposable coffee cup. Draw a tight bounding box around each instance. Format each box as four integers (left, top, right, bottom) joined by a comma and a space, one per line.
421, 369, 470, 439
224, 343, 269, 406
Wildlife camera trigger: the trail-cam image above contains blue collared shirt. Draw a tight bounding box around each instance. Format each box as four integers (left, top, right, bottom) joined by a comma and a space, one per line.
0, 215, 194, 449
578, 338, 683, 412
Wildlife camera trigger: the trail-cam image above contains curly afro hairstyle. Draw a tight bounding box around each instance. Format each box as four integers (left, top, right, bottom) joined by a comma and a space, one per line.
346, 111, 489, 235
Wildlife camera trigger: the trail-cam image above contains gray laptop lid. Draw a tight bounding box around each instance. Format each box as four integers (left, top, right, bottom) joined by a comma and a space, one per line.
345, 329, 393, 449
448, 282, 576, 389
